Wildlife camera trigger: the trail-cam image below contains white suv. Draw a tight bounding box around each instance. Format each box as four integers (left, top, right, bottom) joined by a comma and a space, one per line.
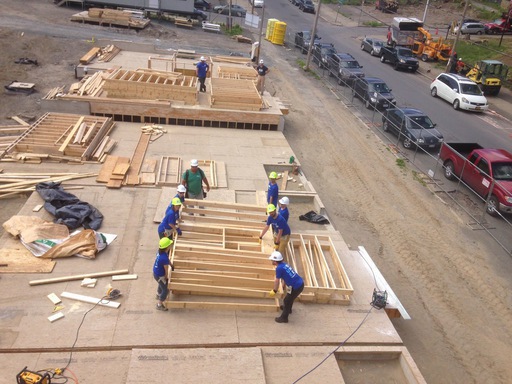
430, 73, 488, 112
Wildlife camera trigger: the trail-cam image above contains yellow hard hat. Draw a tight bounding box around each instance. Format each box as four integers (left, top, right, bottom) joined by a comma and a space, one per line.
267, 204, 276, 213
269, 171, 277, 179
159, 237, 173, 249
172, 197, 182, 206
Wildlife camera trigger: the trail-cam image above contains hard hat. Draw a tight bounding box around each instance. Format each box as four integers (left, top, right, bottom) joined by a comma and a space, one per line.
279, 196, 289, 205
259, 59, 264, 64
269, 251, 283, 261
458, 58, 462, 61
159, 237, 173, 249
269, 171, 277, 179
191, 159, 199, 167
267, 204, 276, 213
171, 197, 182, 206
200, 56, 206, 61
177, 185, 187, 193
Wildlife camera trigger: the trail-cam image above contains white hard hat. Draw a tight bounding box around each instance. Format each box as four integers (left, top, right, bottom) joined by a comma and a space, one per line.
200, 56, 206, 61
177, 185, 187, 193
269, 251, 283, 262
259, 59, 264, 64
190, 159, 199, 167
279, 197, 289, 205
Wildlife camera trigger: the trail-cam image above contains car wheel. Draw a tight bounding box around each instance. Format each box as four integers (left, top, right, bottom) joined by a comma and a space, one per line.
370, 49, 375, 56
477, 31, 483, 35
365, 98, 372, 109
402, 137, 413, 149
361, 44, 365, 51
421, 54, 428, 62
453, 99, 460, 110
486, 195, 500, 217
382, 120, 389, 131
394, 62, 400, 70
380, 55, 386, 63
431, 87, 437, 97
236, 11, 241, 16
217, 9, 222, 13
443, 160, 455, 180
301, 48, 306, 54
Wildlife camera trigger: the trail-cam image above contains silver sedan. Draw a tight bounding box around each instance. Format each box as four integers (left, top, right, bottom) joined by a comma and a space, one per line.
361, 37, 385, 57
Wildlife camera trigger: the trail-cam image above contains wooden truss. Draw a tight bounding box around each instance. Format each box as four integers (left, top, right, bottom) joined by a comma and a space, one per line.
217, 65, 257, 80
210, 78, 262, 111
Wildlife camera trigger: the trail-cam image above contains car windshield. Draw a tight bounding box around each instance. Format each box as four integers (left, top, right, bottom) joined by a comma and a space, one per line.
397, 48, 413, 57
409, 115, 435, 129
369, 82, 390, 93
374, 41, 383, 47
492, 163, 512, 181
305, 0, 313, 5
303, 32, 311, 39
341, 61, 360, 68
460, 83, 482, 95
322, 47, 336, 55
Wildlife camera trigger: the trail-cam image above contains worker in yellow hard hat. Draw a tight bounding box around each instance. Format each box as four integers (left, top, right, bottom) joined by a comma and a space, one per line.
153, 237, 174, 311
259, 204, 291, 257
267, 171, 279, 207
158, 197, 182, 239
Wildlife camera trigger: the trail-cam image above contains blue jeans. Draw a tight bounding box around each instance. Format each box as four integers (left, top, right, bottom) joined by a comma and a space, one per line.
154, 274, 168, 302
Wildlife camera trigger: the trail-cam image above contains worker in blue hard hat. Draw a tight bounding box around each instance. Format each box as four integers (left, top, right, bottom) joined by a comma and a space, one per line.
153, 237, 174, 311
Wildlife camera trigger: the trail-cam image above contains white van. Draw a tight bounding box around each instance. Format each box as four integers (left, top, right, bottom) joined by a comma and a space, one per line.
250, 0, 264, 7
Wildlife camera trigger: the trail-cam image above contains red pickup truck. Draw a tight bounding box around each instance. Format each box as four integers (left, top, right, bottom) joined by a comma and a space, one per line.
439, 142, 512, 216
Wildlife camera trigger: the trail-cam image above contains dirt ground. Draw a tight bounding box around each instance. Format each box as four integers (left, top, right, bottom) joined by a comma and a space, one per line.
1, 2, 512, 384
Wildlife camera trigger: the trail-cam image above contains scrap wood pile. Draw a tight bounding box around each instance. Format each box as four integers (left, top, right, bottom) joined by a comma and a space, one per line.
163, 199, 354, 310
80, 45, 121, 65
71, 8, 150, 29
67, 71, 107, 97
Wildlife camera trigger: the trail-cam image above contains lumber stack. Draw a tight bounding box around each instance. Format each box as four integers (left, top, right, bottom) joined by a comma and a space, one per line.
210, 78, 262, 111
165, 200, 354, 309
97, 44, 121, 62
71, 9, 150, 29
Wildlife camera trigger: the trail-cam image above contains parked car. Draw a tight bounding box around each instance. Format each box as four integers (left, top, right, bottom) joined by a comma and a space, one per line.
430, 73, 489, 112
249, 0, 264, 8
312, 42, 337, 68
382, 108, 443, 151
193, 8, 208, 20
194, 0, 211, 11
296, 0, 315, 13
213, 4, 247, 17
455, 22, 486, 35
360, 37, 385, 56
352, 77, 396, 110
329, 53, 364, 86
380, 45, 419, 72
295, 30, 320, 54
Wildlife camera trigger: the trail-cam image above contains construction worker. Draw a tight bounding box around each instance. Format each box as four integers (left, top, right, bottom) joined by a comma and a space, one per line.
158, 197, 182, 239
278, 196, 290, 223
182, 159, 210, 200
256, 59, 269, 95
260, 204, 291, 257
267, 171, 279, 206
153, 237, 174, 312
196, 56, 209, 93
166, 185, 186, 216
456, 58, 466, 75
268, 251, 304, 323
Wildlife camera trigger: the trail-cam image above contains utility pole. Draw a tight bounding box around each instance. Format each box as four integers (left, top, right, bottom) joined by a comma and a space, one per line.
256, 5, 265, 64
228, 0, 232, 31
445, 0, 469, 73
305, 0, 322, 70
422, 0, 430, 23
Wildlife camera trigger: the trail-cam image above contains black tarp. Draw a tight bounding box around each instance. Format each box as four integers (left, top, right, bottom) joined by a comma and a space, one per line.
299, 210, 330, 225
35, 182, 103, 230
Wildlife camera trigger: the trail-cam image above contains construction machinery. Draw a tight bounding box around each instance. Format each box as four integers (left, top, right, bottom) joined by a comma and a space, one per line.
375, 0, 398, 14
412, 27, 452, 62
466, 60, 509, 96
16, 367, 51, 384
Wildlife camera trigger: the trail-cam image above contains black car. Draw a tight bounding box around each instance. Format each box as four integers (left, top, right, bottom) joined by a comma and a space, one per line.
329, 53, 364, 86
296, 0, 315, 13
194, 0, 211, 11
294, 30, 320, 54
213, 4, 247, 17
352, 77, 395, 110
382, 108, 444, 151
312, 42, 337, 69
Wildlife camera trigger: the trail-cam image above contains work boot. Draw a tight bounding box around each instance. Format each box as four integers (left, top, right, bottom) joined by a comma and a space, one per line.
274, 317, 288, 323
156, 303, 168, 311
279, 305, 292, 314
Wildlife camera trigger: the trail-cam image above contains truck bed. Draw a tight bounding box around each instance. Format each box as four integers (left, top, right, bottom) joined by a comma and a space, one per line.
441, 142, 483, 159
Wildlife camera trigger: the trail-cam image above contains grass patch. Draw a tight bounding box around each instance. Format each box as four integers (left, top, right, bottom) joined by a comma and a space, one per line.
475, 8, 502, 21
221, 24, 243, 36
412, 170, 427, 187
396, 158, 406, 169
363, 20, 385, 27
296, 59, 321, 79
454, 40, 509, 65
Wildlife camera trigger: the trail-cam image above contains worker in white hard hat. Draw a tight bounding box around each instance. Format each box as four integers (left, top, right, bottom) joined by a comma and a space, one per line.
182, 159, 210, 200
196, 56, 209, 92
278, 196, 290, 223
165, 185, 187, 216
268, 251, 304, 323
256, 58, 269, 95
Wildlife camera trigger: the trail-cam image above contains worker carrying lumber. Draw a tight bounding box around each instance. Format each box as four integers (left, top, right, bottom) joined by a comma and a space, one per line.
267, 171, 279, 206
256, 59, 270, 95
158, 197, 182, 239
260, 204, 291, 256
196, 56, 209, 93
165, 185, 187, 216
268, 251, 304, 323
153, 237, 175, 312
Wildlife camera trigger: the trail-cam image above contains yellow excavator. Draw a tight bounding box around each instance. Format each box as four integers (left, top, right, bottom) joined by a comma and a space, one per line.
466, 60, 509, 96
412, 27, 452, 62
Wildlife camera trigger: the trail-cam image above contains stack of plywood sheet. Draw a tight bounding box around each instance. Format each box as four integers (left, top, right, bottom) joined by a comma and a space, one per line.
210, 78, 262, 111
217, 65, 257, 80
71, 9, 150, 29
164, 200, 354, 310
103, 69, 197, 104
7, 113, 115, 161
